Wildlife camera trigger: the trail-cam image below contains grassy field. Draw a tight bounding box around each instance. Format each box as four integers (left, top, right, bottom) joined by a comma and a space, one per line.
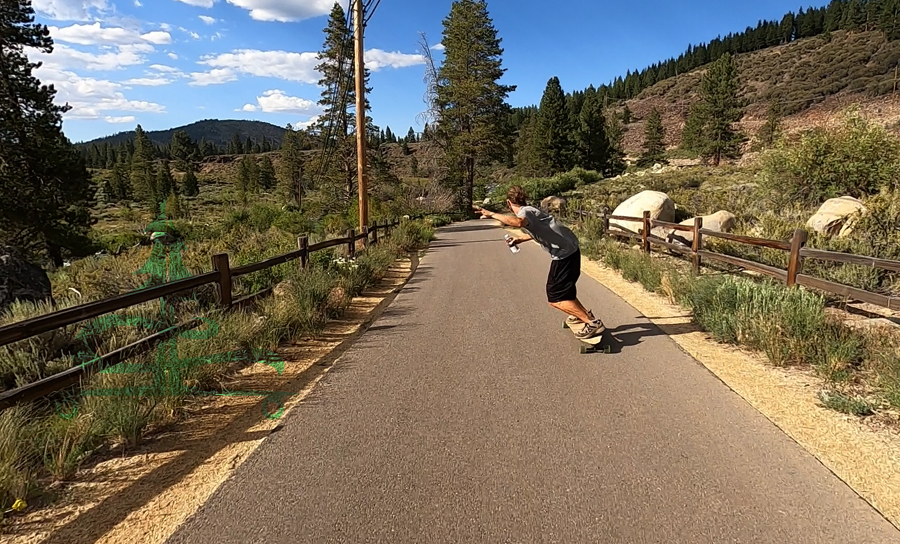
0, 214, 444, 516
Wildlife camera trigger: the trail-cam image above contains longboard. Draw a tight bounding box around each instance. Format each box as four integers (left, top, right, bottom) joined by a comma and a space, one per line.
562, 320, 612, 354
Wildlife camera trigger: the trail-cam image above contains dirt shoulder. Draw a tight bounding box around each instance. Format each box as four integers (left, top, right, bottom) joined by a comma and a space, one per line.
577, 255, 900, 531
1, 254, 420, 544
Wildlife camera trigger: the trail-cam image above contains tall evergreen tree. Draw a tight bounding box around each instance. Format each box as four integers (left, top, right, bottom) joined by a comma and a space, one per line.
574, 88, 610, 173
434, 0, 516, 212
278, 124, 305, 208
696, 53, 745, 165
130, 125, 157, 210
534, 76, 573, 175
170, 130, 197, 172
258, 155, 276, 191
313, 1, 373, 209
182, 166, 199, 197
637, 107, 667, 166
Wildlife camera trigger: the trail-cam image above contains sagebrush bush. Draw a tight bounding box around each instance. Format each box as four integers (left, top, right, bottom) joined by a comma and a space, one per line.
760, 108, 900, 207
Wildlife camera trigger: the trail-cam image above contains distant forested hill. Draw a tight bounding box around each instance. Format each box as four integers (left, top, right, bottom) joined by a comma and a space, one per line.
77, 119, 287, 149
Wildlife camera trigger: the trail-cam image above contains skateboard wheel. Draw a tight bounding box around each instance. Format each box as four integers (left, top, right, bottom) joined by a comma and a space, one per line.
580, 345, 588, 354
562, 322, 569, 329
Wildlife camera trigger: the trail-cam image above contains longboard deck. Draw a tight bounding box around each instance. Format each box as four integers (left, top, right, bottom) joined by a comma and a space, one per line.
562, 321, 612, 354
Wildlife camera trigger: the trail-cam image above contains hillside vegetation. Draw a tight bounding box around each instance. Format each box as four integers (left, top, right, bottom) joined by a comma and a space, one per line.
78, 119, 288, 149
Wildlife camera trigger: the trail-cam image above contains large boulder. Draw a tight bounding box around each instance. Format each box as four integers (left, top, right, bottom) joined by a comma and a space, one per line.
666, 210, 737, 246
0, 245, 52, 315
609, 190, 675, 234
540, 196, 567, 214
806, 196, 867, 238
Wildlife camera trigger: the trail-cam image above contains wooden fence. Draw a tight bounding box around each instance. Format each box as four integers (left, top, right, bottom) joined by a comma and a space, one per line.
0, 214, 440, 410
572, 209, 900, 312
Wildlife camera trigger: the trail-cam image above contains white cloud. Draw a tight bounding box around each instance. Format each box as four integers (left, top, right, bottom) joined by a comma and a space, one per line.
123, 76, 173, 86
31, 43, 150, 71
364, 49, 425, 71
198, 49, 320, 83
296, 115, 319, 129
252, 89, 318, 114
199, 15, 217, 24
34, 66, 165, 120
141, 31, 172, 44
160, 23, 173, 31
174, 0, 216, 7
430, 43, 445, 51
150, 64, 180, 72
168, 52, 179, 59
106, 115, 137, 123
33, 0, 109, 21
49, 23, 171, 47
224, 0, 334, 22
134, 0, 142, 6
190, 31, 200, 39
188, 68, 238, 86
194, 48, 425, 85
239, 104, 258, 112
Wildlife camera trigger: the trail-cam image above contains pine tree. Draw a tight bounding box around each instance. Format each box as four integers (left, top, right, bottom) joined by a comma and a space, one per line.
170, 130, 197, 172
278, 124, 305, 208
756, 101, 782, 148
131, 125, 158, 210
637, 107, 667, 167
313, 1, 373, 209
157, 160, 176, 198
695, 52, 744, 166
680, 104, 705, 153
534, 76, 573, 175
258, 155, 276, 191
182, 167, 199, 197
604, 107, 627, 175
435, 0, 516, 212
574, 88, 610, 173
111, 155, 132, 201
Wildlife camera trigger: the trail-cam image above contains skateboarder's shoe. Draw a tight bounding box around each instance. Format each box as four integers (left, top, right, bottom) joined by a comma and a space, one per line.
566, 311, 594, 327
574, 319, 606, 339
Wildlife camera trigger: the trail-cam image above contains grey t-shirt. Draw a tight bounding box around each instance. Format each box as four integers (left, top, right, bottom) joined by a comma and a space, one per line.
516, 205, 579, 260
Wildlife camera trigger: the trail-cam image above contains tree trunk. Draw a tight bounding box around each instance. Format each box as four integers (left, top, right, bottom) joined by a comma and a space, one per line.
48, 243, 64, 269
465, 156, 475, 217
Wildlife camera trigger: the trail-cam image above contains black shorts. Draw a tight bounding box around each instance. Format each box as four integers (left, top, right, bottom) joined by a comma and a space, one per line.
546, 249, 581, 303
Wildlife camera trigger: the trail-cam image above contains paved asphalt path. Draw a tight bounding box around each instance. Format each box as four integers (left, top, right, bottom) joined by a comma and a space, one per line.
166, 220, 900, 543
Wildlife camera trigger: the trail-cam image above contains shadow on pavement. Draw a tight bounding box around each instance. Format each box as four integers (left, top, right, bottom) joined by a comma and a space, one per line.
593, 323, 667, 354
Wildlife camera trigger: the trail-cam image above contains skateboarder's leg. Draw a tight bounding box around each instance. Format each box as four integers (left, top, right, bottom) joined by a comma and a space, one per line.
546, 249, 598, 325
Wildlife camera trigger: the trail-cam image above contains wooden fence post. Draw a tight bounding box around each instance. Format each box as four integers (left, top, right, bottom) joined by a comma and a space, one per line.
602, 213, 610, 237
692, 217, 703, 276
298, 236, 308, 270
642, 211, 651, 253
211, 253, 232, 309
361, 225, 369, 249
786, 228, 809, 287
347, 229, 356, 258
371, 221, 378, 245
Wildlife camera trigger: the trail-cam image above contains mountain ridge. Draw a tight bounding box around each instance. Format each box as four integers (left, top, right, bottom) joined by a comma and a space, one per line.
77, 119, 288, 148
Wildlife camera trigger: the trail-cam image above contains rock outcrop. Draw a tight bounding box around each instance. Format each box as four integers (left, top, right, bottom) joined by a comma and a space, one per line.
540, 196, 567, 214
663, 210, 737, 246
806, 196, 866, 238
609, 191, 675, 234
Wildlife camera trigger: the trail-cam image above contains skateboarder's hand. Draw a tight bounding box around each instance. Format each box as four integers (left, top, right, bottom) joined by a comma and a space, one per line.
476, 207, 492, 219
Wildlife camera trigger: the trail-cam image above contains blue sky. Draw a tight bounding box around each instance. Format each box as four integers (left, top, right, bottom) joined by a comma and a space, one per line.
28, 0, 825, 144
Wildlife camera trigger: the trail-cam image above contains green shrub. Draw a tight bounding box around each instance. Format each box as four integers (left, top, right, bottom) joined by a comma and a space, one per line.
392, 220, 435, 252
0, 406, 37, 512
490, 167, 604, 205
760, 108, 900, 207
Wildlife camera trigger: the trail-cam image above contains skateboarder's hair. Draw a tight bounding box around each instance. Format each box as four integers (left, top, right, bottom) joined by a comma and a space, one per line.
506, 185, 528, 206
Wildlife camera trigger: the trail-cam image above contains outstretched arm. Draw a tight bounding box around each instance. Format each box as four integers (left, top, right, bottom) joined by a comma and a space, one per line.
475, 206, 529, 229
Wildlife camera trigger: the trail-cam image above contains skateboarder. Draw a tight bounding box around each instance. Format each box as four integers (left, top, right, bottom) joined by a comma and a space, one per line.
476, 185, 606, 339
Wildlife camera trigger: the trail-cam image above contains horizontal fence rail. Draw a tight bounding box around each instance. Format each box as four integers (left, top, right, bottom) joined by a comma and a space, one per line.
572, 208, 900, 311
0, 213, 450, 410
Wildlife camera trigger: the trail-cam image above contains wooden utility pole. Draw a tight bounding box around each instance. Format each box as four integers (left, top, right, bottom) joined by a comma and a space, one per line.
353, 0, 368, 231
